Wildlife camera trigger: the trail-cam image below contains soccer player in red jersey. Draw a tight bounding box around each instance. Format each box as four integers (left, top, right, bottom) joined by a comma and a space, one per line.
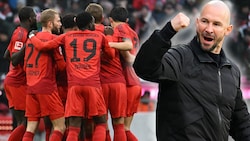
22, 9, 66, 141
98, 6, 134, 141
84, 3, 110, 141
108, 7, 142, 141
59, 13, 78, 141
28, 12, 114, 141
85, 3, 105, 33
3, 6, 37, 141
57, 14, 78, 108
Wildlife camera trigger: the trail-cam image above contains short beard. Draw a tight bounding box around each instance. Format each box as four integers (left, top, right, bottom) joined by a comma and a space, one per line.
206, 44, 217, 52
196, 32, 218, 52
51, 27, 60, 35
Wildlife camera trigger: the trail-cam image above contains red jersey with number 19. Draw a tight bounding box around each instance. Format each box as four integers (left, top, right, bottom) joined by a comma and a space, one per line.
24, 32, 64, 94
29, 30, 113, 87
65, 30, 113, 87
4, 27, 27, 86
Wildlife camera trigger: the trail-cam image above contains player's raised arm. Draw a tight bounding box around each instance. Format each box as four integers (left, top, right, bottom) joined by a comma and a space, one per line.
108, 38, 133, 51
28, 32, 65, 51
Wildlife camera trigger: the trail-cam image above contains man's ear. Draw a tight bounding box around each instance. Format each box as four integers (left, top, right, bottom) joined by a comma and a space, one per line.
47, 21, 52, 28
225, 24, 233, 36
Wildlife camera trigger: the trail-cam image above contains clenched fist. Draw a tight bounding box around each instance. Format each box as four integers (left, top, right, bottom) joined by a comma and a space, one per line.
171, 12, 190, 32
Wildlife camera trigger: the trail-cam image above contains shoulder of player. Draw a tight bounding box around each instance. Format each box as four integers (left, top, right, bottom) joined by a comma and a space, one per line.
12, 26, 28, 41
36, 32, 56, 41
84, 30, 106, 38
62, 30, 106, 39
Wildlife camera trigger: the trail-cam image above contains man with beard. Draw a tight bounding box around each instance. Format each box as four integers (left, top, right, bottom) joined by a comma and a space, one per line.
22, 9, 66, 141
3, 6, 37, 141
133, 0, 250, 141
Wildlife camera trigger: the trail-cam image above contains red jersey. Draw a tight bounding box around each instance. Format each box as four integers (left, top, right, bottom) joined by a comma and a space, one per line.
120, 25, 141, 86
29, 30, 114, 87
24, 32, 65, 94
4, 26, 27, 86
100, 23, 137, 84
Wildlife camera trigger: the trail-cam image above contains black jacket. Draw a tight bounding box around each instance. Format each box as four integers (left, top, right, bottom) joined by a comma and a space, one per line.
133, 22, 250, 141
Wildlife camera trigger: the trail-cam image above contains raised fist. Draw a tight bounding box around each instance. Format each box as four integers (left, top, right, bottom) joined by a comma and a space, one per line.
170, 12, 190, 32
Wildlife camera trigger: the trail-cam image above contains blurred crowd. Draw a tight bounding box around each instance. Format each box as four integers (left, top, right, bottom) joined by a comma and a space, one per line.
0, 0, 250, 97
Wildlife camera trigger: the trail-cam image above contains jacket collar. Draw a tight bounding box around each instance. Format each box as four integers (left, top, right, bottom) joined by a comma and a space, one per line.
189, 36, 231, 67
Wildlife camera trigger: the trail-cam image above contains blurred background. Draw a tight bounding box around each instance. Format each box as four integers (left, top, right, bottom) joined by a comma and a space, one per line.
0, 0, 249, 140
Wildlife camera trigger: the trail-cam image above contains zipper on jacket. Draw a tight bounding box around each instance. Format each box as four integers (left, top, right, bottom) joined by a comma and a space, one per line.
217, 69, 222, 140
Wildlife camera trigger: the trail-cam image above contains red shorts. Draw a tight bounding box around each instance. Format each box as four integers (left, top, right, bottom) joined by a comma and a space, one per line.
58, 86, 68, 107
4, 84, 26, 110
25, 90, 64, 121
65, 85, 106, 119
126, 85, 141, 116
102, 83, 127, 118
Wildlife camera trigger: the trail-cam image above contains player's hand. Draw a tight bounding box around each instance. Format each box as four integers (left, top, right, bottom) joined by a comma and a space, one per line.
28, 30, 38, 38
170, 12, 190, 32
104, 26, 114, 35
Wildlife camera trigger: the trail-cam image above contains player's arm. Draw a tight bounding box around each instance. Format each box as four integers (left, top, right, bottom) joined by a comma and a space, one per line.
3, 48, 10, 61
11, 44, 26, 66
108, 37, 133, 51
9, 37, 28, 66
53, 47, 66, 72
104, 26, 132, 51
29, 33, 64, 51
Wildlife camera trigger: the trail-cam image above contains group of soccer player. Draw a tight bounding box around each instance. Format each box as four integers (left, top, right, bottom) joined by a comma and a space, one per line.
4, 2, 141, 141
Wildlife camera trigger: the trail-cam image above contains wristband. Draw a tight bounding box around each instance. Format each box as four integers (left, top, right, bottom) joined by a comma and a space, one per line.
29, 33, 35, 38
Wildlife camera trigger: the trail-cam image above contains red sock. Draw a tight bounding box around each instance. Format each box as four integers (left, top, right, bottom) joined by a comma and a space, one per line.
113, 124, 126, 141
45, 126, 52, 141
66, 127, 80, 141
8, 124, 26, 141
22, 131, 34, 141
92, 123, 106, 141
49, 130, 63, 141
126, 130, 138, 141
106, 130, 111, 141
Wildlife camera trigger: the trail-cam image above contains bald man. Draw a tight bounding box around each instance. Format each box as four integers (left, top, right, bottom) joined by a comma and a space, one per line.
133, 0, 250, 141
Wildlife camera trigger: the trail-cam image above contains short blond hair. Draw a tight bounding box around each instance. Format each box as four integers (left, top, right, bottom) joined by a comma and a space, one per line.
40, 9, 59, 27
85, 3, 103, 23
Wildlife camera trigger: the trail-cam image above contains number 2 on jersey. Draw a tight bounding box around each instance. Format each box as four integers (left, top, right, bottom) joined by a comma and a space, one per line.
26, 43, 41, 68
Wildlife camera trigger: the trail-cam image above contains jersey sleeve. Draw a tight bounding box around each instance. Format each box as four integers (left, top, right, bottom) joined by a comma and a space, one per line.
53, 47, 66, 72
30, 33, 65, 51
10, 28, 28, 54
116, 24, 132, 41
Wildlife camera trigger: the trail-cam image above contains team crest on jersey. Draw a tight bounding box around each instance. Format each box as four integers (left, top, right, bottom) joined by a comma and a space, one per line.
14, 41, 23, 50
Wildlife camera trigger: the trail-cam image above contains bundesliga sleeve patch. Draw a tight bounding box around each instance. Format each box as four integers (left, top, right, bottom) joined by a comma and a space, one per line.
14, 41, 23, 50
